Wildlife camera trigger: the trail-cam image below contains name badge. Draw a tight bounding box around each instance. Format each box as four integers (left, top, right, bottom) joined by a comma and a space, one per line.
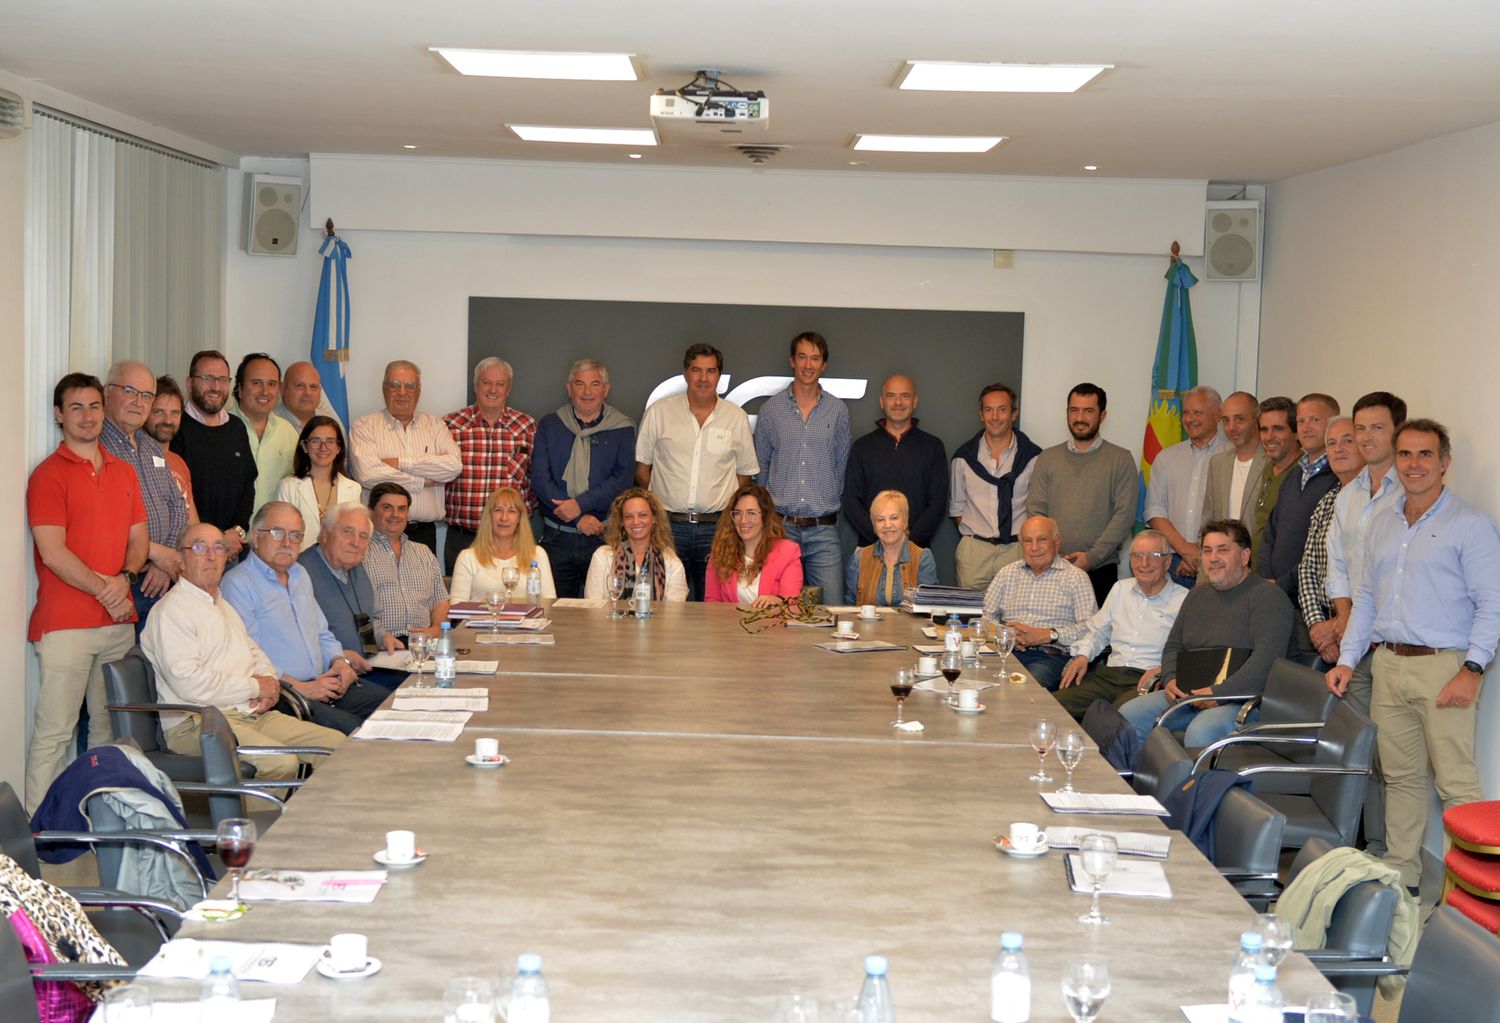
152, 455, 167, 468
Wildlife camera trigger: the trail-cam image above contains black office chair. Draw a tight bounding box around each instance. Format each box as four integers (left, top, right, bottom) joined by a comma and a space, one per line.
1128, 728, 1194, 800
1211, 786, 1286, 908
1209, 659, 1339, 794
102, 648, 207, 782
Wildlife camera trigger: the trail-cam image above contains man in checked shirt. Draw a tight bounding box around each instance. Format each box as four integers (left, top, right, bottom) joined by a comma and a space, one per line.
442, 357, 538, 578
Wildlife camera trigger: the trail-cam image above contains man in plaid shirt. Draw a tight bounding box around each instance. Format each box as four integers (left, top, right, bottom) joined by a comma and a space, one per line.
1296, 416, 1364, 667
442, 357, 537, 577
982, 514, 1099, 691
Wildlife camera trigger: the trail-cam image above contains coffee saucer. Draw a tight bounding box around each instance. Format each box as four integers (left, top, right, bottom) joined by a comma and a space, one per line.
993, 836, 1050, 859
317, 955, 382, 980
832, 632, 861, 641
373, 849, 427, 867
465, 754, 510, 768
912, 667, 940, 679
953, 703, 987, 715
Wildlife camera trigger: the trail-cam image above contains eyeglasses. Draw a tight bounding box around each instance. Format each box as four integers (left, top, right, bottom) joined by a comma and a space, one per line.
255, 527, 305, 543
383, 380, 419, 392
730, 509, 762, 520
305, 438, 340, 448
108, 383, 156, 403
1128, 551, 1167, 562
191, 374, 231, 386
179, 541, 230, 556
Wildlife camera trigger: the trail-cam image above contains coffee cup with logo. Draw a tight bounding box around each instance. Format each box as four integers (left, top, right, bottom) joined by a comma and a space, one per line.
1008, 822, 1047, 851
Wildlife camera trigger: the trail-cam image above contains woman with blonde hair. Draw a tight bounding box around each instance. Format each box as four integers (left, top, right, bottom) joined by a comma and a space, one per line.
450, 486, 556, 601
583, 487, 688, 602
845, 489, 937, 605
705, 483, 803, 607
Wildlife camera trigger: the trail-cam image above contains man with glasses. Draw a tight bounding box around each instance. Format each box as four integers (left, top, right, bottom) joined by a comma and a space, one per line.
300, 503, 406, 690
1054, 530, 1189, 721
170, 350, 257, 560
140, 522, 345, 784
25, 372, 148, 812
99, 360, 189, 626
220, 502, 385, 734
351, 360, 461, 558
231, 352, 300, 517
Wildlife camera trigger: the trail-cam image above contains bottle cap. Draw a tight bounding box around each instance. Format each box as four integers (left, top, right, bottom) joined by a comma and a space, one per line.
517, 953, 542, 973
210, 955, 233, 973
864, 955, 887, 976
441, 621, 451, 631
1240, 931, 1263, 950
1000, 932, 1023, 951
1253, 964, 1276, 982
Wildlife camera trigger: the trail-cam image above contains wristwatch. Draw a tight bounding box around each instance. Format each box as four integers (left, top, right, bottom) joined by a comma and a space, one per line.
121, 569, 139, 586
1049, 628, 1059, 644
1463, 660, 1485, 676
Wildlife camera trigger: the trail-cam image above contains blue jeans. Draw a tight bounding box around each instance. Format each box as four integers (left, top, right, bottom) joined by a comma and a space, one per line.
539, 524, 603, 600
782, 521, 841, 603
1018, 648, 1070, 692
1119, 691, 1258, 748
669, 519, 718, 602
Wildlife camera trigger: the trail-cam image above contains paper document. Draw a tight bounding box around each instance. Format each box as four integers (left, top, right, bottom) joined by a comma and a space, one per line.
474, 634, 555, 646
392, 695, 487, 712
1045, 826, 1171, 858
139, 938, 325, 982
824, 605, 898, 615
465, 616, 551, 631
92, 1001, 278, 1023
367, 708, 472, 724
1042, 792, 1168, 816
1179, 1006, 1309, 1023
551, 597, 606, 608
354, 719, 467, 741
237, 869, 388, 904
912, 643, 995, 655
1065, 854, 1172, 898
913, 677, 997, 693
812, 639, 906, 653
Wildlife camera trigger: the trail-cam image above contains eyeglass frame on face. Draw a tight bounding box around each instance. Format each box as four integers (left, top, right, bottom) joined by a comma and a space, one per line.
383, 380, 419, 392
190, 373, 231, 386
254, 526, 305, 544
304, 437, 340, 449
179, 541, 230, 556
729, 508, 762, 520
107, 383, 156, 404
1128, 551, 1167, 562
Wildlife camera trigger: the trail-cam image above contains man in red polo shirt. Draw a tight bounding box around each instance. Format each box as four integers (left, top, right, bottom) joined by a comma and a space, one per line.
25, 372, 148, 812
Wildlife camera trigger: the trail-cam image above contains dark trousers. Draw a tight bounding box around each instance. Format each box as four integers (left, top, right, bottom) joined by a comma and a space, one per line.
443, 525, 476, 579
669, 519, 718, 602
406, 521, 439, 563
539, 524, 603, 599
1054, 664, 1144, 722
299, 680, 388, 735
1018, 647, 1071, 692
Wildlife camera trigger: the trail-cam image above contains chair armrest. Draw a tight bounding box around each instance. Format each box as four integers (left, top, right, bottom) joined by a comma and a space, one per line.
107, 701, 203, 714
1233, 695, 1264, 727
236, 744, 332, 758
1303, 959, 1406, 978
32, 831, 211, 900
1237, 765, 1368, 778
70, 891, 183, 942
1218, 870, 1280, 882
1194, 733, 1320, 771
174, 781, 288, 809
30, 962, 140, 982
1155, 693, 1259, 729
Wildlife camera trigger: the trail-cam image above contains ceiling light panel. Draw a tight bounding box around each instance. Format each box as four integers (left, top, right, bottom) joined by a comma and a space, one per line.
432, 49, 638, 81
899, 61, 1111, 93
508, 125, 658, 146
853, 134, 1005, 154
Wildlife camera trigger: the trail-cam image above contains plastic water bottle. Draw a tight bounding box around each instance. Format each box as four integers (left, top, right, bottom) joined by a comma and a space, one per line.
633, 561, 652, 618
856, 954, 895, 1023
526, 559, 542, 602
434, 621, 456, 688
199, 955, 239, 1013
943, 616, 963, 652
1226, 931, 1266, 1022
1240, 964, 1283, 1023
989, 932, 1030, 1023
505, 952, 550, 1023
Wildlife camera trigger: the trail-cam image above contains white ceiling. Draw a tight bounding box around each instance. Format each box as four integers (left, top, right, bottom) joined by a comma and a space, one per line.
5, 0, 1500, 181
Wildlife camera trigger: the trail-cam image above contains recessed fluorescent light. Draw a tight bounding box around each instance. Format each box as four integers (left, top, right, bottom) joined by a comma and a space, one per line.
1083, 164, 1098, 171
508, 125, 658, 146
431, 48, 638, 81
627, 153, 643, 159
899, 61, 1111, 93
403, 144, 418, 150
853, 134, 1005, 154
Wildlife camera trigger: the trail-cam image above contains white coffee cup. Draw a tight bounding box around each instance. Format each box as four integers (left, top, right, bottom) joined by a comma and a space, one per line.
917, 655, 938, 675
859, 604, 879, 620
957, 688, 980, 710
1009, 822, 1047, 850
836, 619, 855, 635
385, 829, 416, 862
328, 932, 367, 972
474, 737, 500, 760
959, 640, 977, 660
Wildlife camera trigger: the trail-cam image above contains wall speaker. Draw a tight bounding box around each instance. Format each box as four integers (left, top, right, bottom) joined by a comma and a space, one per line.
1204, 200, 1261, 282
243, 174, 301, 256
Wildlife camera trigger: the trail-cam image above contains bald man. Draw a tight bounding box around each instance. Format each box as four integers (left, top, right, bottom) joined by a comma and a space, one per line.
842, 374, 949, 548
276, 360, 343, 434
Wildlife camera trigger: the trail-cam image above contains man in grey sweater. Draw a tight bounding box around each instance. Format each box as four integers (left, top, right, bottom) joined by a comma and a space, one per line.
1118, 518, 1295, 747
1026, 382, 1140, 606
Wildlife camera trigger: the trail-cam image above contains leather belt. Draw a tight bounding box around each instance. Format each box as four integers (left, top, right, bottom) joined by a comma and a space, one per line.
1379, 641, 1442, 657
967, 534, 1016, 546
781, 513, 838, 527
542, 519, 582, 535
668, 511, 719, 525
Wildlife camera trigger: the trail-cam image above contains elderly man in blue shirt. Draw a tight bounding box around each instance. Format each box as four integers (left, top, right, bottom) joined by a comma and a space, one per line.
753, 331, 852, 602
1327, 418, 1500, 890
221, 501, 387, 733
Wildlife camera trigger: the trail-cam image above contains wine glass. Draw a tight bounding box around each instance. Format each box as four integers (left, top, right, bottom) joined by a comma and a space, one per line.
1061, 956, 1111, 1022
1305, 991, 1357, 1022
1077, 834, 1118, 925
940, 650, 963, 706
606, 571, 627, 619
967, 616, 990, 668
216, 817, 257, 906
483, 588, 505, 634
775, 994, 822, 1023
443, 976, 496, 1023
994, 623, 1018, 680
101, 984, 153, 1022
1056, 729, 1086, 793
890, 667, 915, 727
1253, 912, 1293, 967
408, 634, 433, 688
500, 565, 520, 606
1029, 720, 1057, 782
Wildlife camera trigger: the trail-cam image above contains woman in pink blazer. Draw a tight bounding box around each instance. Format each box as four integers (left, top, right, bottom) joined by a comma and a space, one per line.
704, 483, 804, 606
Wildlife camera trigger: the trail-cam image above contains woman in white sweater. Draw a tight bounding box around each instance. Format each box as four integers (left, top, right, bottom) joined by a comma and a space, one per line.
274, 415, 362, 552
450, 486, 556, 602
583, 487, 688, 603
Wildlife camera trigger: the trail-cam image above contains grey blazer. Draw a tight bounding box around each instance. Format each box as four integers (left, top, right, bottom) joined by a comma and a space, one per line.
1201, 448, 1270, 528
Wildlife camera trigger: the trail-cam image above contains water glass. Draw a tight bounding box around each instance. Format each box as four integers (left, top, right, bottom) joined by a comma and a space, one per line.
1253, 912, 1293, 966
1078, 833, 1118, 925
444, 975, 496, 1023
994, 623, 1018, 680
1061, 957, 1111, 1023
101, 984, 153, 1022
1029, 719, 1057, 782
1056, 729, 1086, 792
1305, 991, 1358, 1022
776, 993, 821, 1022
408, 633, 433, 688
607, 571, 628, 618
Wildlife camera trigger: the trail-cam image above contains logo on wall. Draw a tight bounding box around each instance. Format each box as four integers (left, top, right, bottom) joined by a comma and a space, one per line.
647, 376, 869, 427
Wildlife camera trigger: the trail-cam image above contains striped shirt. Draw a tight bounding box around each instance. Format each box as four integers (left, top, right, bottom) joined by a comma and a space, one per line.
99, 419, 187, 548
982, 557, 1098, 646
362, 532, 449, 635
350, 410, 462, 524
753, 386, 851, 518
442, 404, 538, 527
1295, 482, 1343, 627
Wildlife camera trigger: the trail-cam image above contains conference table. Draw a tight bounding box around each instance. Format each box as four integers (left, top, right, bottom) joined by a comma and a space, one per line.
168, 602, 1332, 1021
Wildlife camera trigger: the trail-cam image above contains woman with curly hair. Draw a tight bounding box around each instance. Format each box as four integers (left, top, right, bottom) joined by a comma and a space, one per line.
583, 487, 688, 602
705, 483, 803, 607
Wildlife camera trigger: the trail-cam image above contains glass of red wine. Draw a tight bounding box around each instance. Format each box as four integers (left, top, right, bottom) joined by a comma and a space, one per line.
216, 817, 257, 906
890, 667, 914, 727
940, 650, 963, 706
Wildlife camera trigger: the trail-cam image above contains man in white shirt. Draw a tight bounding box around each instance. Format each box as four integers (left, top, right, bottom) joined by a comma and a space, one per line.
1144, 385, 1230, 586
1201, 390, 1267, 527
140, 522, 344, 783
948, 382, 1041, 590
1054, 530, 1189, 720
635, 343, 759, 600
350, 360, 462, 557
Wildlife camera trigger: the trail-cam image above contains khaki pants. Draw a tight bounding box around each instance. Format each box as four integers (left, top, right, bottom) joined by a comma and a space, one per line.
26, 624, 135, 813
1054, 664, 1144, 722
955, 536, 1022, 591
1371, 647, 1483, 886
166, 708, 345, 783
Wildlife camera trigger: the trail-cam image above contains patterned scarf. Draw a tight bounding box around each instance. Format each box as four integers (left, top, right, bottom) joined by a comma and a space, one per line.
612, 543, 668, 600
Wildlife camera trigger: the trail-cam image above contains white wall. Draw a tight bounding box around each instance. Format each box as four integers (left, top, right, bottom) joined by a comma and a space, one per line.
1261, 120, 1500, 809
0, 129, 30, 795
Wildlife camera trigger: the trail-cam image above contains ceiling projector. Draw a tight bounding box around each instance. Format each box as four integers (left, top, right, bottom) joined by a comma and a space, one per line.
650, 70, 769, 137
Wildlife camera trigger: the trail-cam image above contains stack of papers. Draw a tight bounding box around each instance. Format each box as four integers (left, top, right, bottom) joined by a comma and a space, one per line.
1045, 826, 1171, 858
901, 585, 985, 615
1064, 855, 1173, 898
551, 597, 605, 609
139, 939, 325, 982
813, 639, 906, 653
464, 616, 551, 632
449, 600, 544, 620
237, 870, 388, 904
394, 688, 489, 710
474, 633, 555, 646
1041, 792, 1169, 816
353, 719, 466, 741
368, 651, 502, 673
